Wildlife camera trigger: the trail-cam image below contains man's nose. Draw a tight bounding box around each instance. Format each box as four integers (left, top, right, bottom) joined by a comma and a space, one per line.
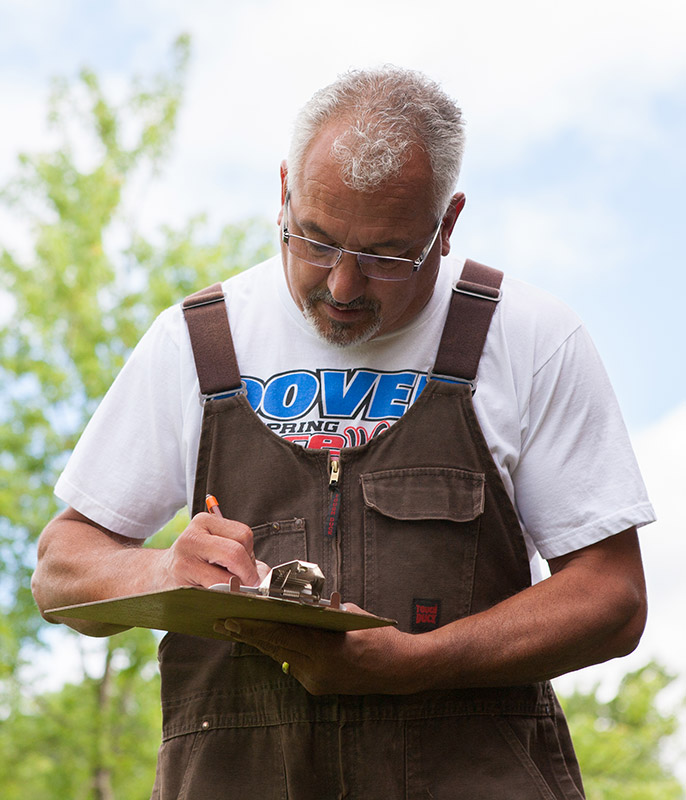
327, 251, 367, 305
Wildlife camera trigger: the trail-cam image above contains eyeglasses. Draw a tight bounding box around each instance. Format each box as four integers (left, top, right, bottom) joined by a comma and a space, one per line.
281, 194, 444, 281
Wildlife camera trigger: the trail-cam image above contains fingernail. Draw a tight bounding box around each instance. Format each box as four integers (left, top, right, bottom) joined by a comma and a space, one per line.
213, 622, 234, 637
223, 619, 240, 634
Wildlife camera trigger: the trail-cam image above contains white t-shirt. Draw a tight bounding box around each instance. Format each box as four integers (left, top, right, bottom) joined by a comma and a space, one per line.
56, 253, 655, 572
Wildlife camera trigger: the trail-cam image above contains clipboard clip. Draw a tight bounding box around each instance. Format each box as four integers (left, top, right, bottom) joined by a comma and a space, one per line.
211, 560, 342, 609
261, 560, 325, 602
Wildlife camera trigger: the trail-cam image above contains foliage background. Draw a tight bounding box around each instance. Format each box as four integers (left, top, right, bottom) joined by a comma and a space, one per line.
0, 38, 275, 799
0, 28, 683, 800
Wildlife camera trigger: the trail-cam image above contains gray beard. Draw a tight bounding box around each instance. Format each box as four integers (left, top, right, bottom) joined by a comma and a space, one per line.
302, 288, 382, 347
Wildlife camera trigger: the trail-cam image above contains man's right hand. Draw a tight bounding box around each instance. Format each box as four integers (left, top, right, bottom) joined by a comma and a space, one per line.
159, 511, 268, 589
31, 506, 268, 636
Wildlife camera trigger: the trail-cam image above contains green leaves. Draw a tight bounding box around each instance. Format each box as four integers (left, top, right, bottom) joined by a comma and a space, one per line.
0, 32, 275, 798
0, 629, 163, 800
561, 662, 685, 798
0, 34, 275, 668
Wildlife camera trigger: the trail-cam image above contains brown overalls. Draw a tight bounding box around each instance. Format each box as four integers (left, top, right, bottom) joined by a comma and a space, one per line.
151, 261, 585, 799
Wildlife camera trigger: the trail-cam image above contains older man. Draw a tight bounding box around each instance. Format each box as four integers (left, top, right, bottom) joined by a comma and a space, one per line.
33, 67, 653, 799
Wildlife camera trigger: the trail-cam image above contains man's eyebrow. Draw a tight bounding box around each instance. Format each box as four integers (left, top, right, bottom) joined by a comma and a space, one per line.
297, 216, 414, 251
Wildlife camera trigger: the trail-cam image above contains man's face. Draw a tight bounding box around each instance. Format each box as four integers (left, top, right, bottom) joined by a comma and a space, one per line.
280, 125, 463, 347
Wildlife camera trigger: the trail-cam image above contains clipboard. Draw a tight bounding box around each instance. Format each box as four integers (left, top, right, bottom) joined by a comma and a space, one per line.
49, 561, 396, 639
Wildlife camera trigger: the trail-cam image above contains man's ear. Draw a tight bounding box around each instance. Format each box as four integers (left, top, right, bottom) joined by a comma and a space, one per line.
280, 160, 288, 202
440, 192, 466, 255
277, 160, 288, 226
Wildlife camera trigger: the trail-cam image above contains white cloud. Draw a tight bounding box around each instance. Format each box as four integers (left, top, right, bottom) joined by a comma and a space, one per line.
553, 404, 686, 682
0, 0, 80, 52
554, 402, 686, 781
456, 192, 629, 280
106, 0, 686, 236
0, 80, 51, 181
178, 0, 686, 165
434, 0, 686, 161
632, 402, 686, 655
3, 0, 685, 233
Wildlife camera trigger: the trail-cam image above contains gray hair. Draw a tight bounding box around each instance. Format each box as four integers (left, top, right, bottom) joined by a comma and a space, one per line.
287, 66, 465, 217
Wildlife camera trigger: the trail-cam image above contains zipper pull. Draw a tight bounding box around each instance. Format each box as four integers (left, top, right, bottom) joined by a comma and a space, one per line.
329, 457, 340, 488
324, 454, 341, 539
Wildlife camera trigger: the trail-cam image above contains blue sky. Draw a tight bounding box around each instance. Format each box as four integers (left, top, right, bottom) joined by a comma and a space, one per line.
2, 0, 685, 757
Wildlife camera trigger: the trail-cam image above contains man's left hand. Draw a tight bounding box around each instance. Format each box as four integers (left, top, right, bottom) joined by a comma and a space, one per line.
214, 606, 422, 695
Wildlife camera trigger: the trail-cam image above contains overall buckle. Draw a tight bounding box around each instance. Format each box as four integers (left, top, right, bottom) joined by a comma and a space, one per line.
428, 371, 477, 394
199, 381, 248, 405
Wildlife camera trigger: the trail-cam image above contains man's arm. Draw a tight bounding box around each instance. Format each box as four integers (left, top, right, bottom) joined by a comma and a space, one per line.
216, 526, 647, 694
31, 506, 264, 637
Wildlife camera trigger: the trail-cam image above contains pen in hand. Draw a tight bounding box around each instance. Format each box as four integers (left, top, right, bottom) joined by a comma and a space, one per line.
205, 497, 345, 611
205, 494, 258, 568
206, 493, 223, 518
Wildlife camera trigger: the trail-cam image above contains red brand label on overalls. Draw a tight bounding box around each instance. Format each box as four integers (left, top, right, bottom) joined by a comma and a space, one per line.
324, 489, 341, 538
411, 599, 441, 632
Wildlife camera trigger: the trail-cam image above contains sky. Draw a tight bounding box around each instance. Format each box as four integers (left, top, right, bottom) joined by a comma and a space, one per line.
1, 0, 685, 769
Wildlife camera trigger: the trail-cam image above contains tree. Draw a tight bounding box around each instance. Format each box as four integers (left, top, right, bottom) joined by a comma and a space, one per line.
0, 36, 275, 797
0, 32, 275, 668
0, 629, 162, 800
560, 662, 685, 799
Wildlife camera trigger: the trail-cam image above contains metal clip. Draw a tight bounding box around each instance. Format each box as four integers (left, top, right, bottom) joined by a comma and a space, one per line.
428, 371, 477, 394
183, 292, 226, 310
210, 560, 332, 606
258, 560, 325, 603
453, 280, 501, 302
199, 381, 248, 405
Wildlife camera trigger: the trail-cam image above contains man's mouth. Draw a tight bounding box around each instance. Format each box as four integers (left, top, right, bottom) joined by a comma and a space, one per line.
322, 301, 369, 323
302, 287, 382, 346
307, 289, 378, 324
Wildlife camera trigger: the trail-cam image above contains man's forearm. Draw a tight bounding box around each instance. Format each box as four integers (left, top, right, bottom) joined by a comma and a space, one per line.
220, 527, 647, 695
409, 527, 647, 691
32, 506, 262, 637
32, 513, 164, 636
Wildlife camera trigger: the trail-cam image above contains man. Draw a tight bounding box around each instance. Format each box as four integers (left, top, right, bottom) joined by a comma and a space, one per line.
32, 67, 654, 799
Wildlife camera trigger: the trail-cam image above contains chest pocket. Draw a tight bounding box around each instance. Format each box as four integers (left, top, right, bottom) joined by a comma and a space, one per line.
252, 517, 309, 566
360, 467, 484, 633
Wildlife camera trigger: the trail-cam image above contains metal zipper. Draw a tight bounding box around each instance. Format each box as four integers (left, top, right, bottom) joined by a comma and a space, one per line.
324, 453, 341, 539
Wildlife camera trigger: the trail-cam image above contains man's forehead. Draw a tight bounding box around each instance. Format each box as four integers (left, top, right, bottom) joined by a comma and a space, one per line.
300, 121, 431, 183
291, 131, 434, 229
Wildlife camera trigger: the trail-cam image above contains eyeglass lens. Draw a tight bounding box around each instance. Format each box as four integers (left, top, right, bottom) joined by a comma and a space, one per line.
288, 236, 417, 280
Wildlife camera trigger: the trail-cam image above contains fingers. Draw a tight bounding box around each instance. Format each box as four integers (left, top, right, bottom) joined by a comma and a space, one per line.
211, 620, 305, 681
201, 512, 255, 552
216, 619, 313, 666
256, 559, 271, 581
220, 618, 311, 651
164, 513, 260, 588
213, 618, 337, 694
212, 617, 417, 695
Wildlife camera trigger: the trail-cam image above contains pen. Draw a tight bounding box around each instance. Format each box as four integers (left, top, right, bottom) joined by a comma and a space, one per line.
206, 493, 257, 566
206, 494, 222, 517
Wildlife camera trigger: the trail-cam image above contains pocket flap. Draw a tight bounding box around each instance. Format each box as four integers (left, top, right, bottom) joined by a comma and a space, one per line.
360, 467, 485, 522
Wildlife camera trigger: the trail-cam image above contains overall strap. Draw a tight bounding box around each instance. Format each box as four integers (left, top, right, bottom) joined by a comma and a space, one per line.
432, 259, 503, 392
182, 283, 243, 401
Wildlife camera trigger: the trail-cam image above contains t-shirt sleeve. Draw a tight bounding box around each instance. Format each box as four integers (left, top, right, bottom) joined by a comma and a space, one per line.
513, 325, 655, 560
55, 307, 189, 539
